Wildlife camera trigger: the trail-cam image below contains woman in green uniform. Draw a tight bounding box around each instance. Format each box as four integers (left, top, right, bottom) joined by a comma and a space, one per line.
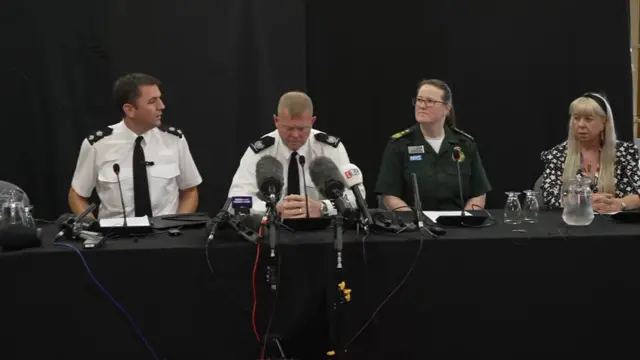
375, 79, 491, 211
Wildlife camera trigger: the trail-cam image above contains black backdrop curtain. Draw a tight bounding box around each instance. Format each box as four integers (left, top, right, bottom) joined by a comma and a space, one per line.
0, 0, 632, 219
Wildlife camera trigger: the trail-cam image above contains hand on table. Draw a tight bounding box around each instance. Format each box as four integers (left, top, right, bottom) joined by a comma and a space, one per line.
276, 195, 323, 218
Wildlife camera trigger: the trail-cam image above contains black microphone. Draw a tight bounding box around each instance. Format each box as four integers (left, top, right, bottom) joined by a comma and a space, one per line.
410, 173, 445, 236
255, 156, 284, 205
113, 163, 128, 226
309, 157, 353, 218
207, 197, 233, 242
144, 161, 155, 166
298, 155, 311, 218
53, 203, 98, 242
0, 225, 42, 251
453, 148, 464, 216
435, 146, 487, 227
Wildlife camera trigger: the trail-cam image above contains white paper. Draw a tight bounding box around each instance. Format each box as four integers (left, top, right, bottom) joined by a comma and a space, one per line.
99, 216, 150, 227
422, 211, 472, 222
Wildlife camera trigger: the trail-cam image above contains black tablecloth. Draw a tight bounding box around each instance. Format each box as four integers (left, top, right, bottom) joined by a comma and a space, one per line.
2, 210, 640, 359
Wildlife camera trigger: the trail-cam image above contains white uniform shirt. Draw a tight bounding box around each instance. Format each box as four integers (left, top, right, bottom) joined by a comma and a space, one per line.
71, 121, 203, 219
228, 129, 365, 214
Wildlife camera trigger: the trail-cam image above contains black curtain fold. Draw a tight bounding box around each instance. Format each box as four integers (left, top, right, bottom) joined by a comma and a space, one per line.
0, 0, 632, 218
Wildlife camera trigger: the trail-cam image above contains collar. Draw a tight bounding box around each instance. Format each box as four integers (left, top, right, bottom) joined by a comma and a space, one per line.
114, 119, 156, 144
276, 130, 312, 160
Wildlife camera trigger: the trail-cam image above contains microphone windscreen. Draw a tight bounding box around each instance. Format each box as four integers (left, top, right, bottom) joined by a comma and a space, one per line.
255, 155, 284, 199
338, 163, 364, 188
0, 225, 42, 251
113, 163, 120, 173
309, 157, 345, 199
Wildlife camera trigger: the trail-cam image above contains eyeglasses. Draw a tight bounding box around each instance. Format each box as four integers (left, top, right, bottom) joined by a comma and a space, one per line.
412, 97, 447, 107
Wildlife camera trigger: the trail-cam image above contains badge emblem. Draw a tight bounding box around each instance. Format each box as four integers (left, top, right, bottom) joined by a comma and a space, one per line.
453, 146, 465, 162
96, 131, 103, 137
408, 145, 425, 154
327, 136, 337, 144
409, 155, 423, 161
254, 141, 264, 150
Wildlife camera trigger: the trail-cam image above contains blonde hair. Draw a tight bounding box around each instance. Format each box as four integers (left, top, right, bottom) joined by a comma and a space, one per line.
277, 91, 313, 117
563, 94, 617, 193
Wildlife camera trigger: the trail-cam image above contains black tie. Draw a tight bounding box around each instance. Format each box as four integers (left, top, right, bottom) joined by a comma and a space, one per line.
287, 152, 300, 195
133, 136, 153, 217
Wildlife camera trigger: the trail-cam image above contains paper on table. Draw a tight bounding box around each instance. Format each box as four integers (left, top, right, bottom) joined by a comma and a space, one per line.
99, 216, 151, 227
422, 211, 472, 222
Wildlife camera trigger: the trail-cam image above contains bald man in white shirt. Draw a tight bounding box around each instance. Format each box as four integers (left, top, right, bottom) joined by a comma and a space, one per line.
69, 73, 202, 219
228, 91, 364, 218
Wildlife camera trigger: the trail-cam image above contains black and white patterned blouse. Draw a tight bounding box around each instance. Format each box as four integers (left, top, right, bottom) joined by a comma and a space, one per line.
540, 141, 640, 209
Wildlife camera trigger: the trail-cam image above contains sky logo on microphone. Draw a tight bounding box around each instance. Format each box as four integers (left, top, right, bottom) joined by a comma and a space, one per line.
344, 168, 361, 179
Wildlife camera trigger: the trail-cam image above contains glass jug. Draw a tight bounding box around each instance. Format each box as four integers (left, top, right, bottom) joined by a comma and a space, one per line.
561, 177, 594, 226
0, 188, 30, 228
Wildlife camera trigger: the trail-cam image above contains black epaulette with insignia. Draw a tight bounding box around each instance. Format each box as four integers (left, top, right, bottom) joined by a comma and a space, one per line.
314, 133, 341, 148
390, 127, 413, 140
158, 124, 184, 138
451, 127, 475, 142
86, 127, 113, 145
249, 136, 275, 154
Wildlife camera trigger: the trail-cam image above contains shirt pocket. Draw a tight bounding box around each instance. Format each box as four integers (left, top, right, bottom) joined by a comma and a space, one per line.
97, 162, 134, 205
148, 162, 180, 198
442, 164, 471, 199
304, 172, 321, 200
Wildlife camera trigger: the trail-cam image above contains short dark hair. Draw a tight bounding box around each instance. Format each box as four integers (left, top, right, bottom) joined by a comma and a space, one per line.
417, 79, 456, 127
113, 73, 161, 115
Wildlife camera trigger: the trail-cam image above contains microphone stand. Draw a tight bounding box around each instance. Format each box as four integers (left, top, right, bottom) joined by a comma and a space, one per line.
326, 200, 351, 360
262, 196, 287, 359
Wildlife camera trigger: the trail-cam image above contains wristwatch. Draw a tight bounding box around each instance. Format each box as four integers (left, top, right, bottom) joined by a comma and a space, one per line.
321, 201, 329, 216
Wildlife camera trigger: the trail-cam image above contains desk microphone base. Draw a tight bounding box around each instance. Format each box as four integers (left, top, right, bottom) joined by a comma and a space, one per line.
436, 215, 487, 227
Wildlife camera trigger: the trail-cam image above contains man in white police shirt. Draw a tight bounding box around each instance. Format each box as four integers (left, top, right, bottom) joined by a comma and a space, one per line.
228, 91, 364, 218
69, 73, 202, 219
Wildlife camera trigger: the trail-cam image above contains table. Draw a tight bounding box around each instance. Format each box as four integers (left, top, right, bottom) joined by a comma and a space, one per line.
1, 210, 640, 359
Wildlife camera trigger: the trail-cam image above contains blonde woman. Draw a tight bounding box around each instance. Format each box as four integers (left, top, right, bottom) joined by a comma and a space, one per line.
540, 92, 640, 212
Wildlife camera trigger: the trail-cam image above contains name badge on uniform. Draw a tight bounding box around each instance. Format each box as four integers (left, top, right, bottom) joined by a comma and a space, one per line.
407, 145, 425, 154
409, 154, 423, 161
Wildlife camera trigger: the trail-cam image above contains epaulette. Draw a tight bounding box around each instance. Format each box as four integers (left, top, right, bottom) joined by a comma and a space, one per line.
86, 127, 113, 145
249, 136, 275, 154
451, 127, 475, 142
158, 124, 184, 138
314, 133, 341, 148
390, 127, 413, 140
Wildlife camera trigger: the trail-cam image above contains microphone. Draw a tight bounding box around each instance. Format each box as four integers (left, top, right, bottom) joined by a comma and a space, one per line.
339, 163, 373, 227
53, 203, 98, 242
113, 163, 128, 227
309, 157, 353, 218
298, 155, 311, 218
255, 155, 284, 205
410, 173, 445, 236
207, 197, 233, 242
453, 147, 464, 216
435, 146, 488, 227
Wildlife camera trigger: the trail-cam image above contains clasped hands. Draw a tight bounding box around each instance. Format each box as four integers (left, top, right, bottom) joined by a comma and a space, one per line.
276, 194, 323, 218
591, 193, 624, 213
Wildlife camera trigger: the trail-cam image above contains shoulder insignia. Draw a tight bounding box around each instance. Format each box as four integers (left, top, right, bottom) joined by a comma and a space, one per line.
315, 133, 341, 148
249, 136, 275, 154
451, 127, 475, 142
86, 127, 113, 145
158, 124, 184, 138
390, 128, 413, 140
